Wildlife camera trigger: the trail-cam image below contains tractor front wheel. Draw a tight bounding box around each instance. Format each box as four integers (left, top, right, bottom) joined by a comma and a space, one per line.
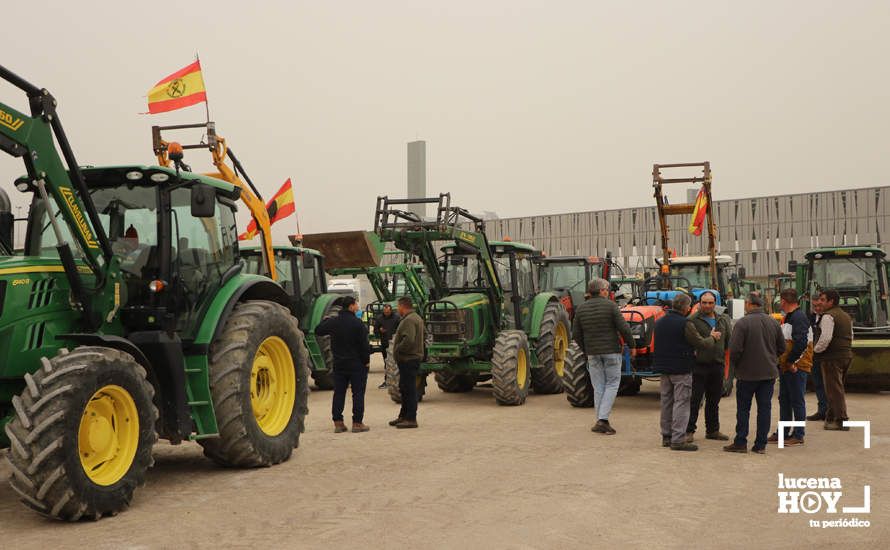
531, 302, 570, 394
491, 330, 531, 405
384, 343, 426, 404
4, 346, 157, 520
199, 300, 310, 467
561, 343, 595, 407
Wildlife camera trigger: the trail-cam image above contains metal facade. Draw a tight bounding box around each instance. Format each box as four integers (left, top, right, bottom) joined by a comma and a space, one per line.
476, 186, 890, 276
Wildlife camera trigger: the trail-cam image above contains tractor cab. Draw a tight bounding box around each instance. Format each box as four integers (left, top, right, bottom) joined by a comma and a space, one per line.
538, 255, 612, 319
642, 255, 736, 308
803, 247, 890, 332
240, 245, 327, 322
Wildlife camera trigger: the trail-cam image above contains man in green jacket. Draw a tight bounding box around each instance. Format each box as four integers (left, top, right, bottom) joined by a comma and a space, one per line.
391, 296, 425, 429
684, 291, 732, 442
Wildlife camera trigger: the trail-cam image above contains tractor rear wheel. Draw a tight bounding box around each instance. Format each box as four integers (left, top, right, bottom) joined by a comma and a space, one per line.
4, 346, 157, 520
491, 330, 531, 405
384, 343, 426, 404
199, 300, 310, 467
561, 343, 595, 407
434, 371, 476, 393
531, 302, 570, 394
311, 302, 341, 390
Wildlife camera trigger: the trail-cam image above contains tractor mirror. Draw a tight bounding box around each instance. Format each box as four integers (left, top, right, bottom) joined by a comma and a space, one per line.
190, 184, 216, 218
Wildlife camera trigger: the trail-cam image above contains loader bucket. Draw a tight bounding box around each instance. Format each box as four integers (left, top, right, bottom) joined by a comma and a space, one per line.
847, 339, 890, 391
298, 231, 384, 269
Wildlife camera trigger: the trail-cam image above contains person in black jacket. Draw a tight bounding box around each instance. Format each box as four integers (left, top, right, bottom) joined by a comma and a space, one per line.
315, 296, 372, 433
654, 293, 698, 451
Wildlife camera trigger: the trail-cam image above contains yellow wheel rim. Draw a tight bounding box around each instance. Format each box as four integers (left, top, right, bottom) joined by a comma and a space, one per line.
250, 336, 296, 436
553, 322, 568, 378
78, 385, 139, 486
516, 347, 528, 388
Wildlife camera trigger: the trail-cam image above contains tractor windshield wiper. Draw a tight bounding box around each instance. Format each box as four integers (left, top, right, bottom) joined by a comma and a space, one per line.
842, 257, 875, 282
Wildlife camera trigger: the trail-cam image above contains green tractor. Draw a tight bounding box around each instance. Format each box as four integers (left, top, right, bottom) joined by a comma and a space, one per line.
240, 243, 341, 389
0, 66, 309, 520
794, 246, 890, 390
375, 194, 577, 405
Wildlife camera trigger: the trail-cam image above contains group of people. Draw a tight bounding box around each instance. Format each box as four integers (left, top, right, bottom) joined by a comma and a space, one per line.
572, 277, 854, 454
314, 297, 425, 432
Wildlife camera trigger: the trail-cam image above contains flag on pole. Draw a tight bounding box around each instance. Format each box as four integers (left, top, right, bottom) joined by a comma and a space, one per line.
146, 60, 207, 114
688, 187, 708, 236
239, 179, 296, 240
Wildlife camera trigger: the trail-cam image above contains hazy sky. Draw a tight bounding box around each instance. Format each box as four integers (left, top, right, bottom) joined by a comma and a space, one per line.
2, 1, 887, 243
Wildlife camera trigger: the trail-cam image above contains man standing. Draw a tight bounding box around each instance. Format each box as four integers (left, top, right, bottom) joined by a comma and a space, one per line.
654, 293, 697, 451
724, 293, 785, 454
572, 278, 634, 435
769, 288, 813, 446
315, 297, 372, 433
684, 291, 732, 442
390, 296, 424, 429
806, 293, 830, 421
374, 304, 401, 389
814, 289, 854, 431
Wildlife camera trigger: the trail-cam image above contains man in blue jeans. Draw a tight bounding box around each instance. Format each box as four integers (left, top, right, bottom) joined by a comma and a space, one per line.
572, 278, 633, 435
769, 288, 813, 446
724, 293, 785, 454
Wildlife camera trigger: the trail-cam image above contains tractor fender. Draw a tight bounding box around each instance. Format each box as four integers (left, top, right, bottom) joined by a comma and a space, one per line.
527, 292, 560, 340
194, 274, 291, 348
306, 292, 342, 332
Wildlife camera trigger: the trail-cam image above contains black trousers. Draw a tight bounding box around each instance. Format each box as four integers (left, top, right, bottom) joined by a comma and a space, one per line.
380, 339, 390, 360
331, 369, 368, 423
686, 363, 724, 434
398, 360, 420, 421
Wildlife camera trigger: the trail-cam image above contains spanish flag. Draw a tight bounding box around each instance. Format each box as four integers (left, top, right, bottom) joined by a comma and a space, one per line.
688, 187, 708, 236
146, 60, 207, 114
239, 179, 296, 240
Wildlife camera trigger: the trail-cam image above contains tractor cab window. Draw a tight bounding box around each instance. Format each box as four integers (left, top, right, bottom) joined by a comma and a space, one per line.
493, 251, 535, 298
297, 254, 322, 302
670, 264, 711, 289
170, 187, 238, 331
273, 252, 295, 294
812, 257, 878, 289
27, 199, 83, 258
540, 262, 587, 306
444, 252, 484, 290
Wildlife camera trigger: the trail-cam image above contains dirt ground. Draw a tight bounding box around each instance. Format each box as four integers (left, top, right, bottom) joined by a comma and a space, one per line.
1, 357, 887, 550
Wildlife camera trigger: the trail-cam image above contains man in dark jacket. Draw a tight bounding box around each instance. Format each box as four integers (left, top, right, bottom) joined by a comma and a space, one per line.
769, 288, 813, 446
724, 293, 785, 454
572, 278, 634, 435
654, 293, 697, 451
390, 296, 425, 429
814, 289, 854, 431
315, 296, 372, 433
806, 293, 830, 420
684, 291, 732, 442
373, 304, 401, 388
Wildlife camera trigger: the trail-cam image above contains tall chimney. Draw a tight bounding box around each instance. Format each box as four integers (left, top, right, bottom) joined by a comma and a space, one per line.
407, 140, 426, 218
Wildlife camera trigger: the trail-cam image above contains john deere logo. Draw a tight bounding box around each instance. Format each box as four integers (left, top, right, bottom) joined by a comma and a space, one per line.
166, 79, 186, 98
0, 108, 24, 132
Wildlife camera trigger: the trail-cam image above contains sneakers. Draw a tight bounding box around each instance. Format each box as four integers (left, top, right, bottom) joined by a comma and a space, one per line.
351, 422, 370, 433
784, 437, 804, 446
670, 442, 698, 451
723, 443, 748, 453
333, 421, 348, 433
591, 420, 607, 433
685, 432, 694, 444
824, 421, 850, 431
395, 419, 418, 429
388, 417, 403, 426
806, 412, 826, 421
706, 431, 730, 441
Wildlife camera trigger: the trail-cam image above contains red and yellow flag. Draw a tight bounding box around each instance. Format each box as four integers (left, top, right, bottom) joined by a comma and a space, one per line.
688, 187, 708, 236
146, 60, 207, 114
239, 179, 296, 241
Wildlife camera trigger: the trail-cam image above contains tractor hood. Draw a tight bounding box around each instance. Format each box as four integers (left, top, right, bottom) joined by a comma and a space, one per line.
439, 292, 489, 310
0, 256, 88, 277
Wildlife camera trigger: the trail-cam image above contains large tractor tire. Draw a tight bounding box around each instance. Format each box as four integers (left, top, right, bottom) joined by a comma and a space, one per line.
4, 347, 158, 521
311, 302, 341, 391
491, 330, 531, 406
434, 371, 476, 393
199, 300, 310, 467
531, 302, 570, 394
384, 343, 426, 404
561, 343, 595, 407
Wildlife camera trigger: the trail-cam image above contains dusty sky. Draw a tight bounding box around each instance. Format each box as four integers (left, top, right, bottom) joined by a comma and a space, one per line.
1, 1, 887, 243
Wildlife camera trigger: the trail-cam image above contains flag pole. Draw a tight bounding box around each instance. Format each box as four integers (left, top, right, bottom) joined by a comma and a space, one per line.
197, 52, 210, 123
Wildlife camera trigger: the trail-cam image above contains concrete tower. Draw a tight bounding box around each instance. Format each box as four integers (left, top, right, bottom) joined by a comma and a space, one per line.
407, 140, 426, 218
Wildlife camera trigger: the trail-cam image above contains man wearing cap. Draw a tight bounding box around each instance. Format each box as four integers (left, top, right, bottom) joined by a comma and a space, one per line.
724, 293, 786, 454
